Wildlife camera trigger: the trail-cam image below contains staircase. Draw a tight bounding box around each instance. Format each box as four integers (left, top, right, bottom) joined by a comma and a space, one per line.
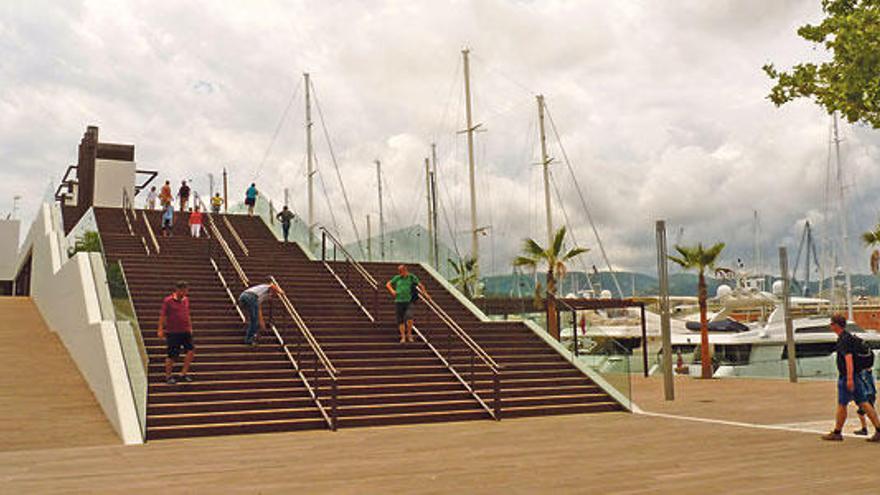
91, 207, 623, 440
94, 207, 327, 439
360, 262, 623, 418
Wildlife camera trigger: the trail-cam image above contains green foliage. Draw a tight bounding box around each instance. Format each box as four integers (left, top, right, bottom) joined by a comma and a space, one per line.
448, 255, 479, 299
763, 0, 880, 128
513, 226, 589, 297
69, 231, 102, 256
667, 242, 726, 276
862, 226, 880, 246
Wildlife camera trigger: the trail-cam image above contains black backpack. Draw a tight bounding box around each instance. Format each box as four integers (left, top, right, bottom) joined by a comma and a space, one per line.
852, 334, 875, 371
409, 276, 420, 304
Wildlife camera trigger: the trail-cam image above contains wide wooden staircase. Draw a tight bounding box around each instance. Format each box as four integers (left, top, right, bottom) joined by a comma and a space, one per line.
89, 206, 623, 440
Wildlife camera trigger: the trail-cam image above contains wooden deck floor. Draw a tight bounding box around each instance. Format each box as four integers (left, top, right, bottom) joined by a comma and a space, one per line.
0, 297, 118, 452
4, 371, 880, 493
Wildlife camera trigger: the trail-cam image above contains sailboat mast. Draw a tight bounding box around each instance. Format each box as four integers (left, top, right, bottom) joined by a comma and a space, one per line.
537, 94, 553, 247
833, 113, 854, 320
305, 72, 315, 247
376, 159, 386, 261
462, 48, 479, 282
431, 143, 440, 268
425, 157, 434, 267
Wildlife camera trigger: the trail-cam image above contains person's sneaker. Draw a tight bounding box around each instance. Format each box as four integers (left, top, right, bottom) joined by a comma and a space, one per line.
249, 339, 259, 348
867, 431, 880, 443
854, 427, 869, 436
165, 376, 177, 385
821, 431, 843, 441
179, 375, 193, 383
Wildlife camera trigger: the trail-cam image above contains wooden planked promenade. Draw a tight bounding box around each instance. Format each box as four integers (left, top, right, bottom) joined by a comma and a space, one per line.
0, 297, 117, 452
3, 369, 880, 493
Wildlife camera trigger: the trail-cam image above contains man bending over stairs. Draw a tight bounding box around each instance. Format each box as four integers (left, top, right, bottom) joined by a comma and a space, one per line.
158, 281, 195, 385
386, 264, 429, 344
238, 281, 284, 346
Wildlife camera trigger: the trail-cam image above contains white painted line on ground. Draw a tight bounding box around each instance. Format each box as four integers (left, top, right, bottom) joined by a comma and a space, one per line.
636, 410, 869, 438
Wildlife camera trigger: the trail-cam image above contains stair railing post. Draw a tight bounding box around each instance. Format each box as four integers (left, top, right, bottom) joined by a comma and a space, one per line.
572, 308, 578, 356
321, 230, 326, 260
493, 371, 501, 419
331, 380, 338, 431
470, 351, 475, 390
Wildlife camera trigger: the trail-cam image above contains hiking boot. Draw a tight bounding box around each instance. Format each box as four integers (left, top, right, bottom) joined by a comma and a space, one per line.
165, 376, 177, 385
867, 431, 880, 443
179, 374, 193, 383
854, 427, 869, 436
821, 431, 843, 441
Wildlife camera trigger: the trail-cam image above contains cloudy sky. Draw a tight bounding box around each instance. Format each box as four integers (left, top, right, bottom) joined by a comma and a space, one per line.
2, 0, 879, 277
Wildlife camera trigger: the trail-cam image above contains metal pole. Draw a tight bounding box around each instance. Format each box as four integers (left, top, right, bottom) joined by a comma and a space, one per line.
780, 246, 798, 383
376, 159, 385, 261
431, 143, 440, 268
425, 157, 434, 267
640, 304, 648, 378
462, 48, 479, 280
537, 94, 553, 247
656, 220, 674, 400
222, 167, 228, 213
305, 72, 315, 249
833, 113, 854, 321
366, 214, 372, 262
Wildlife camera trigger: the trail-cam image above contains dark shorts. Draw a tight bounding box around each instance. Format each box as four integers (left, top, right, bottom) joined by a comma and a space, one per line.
838, 375, 870, 406
857, 370, 877, 414
162, 218, 172, 229
245, 197, 256, 206
395, 302, 413, 324
166, 332, 194, 358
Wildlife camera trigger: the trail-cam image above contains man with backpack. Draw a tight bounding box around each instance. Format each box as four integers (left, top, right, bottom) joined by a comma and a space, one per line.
822, 313, 880, 442
386, 264, 428, 344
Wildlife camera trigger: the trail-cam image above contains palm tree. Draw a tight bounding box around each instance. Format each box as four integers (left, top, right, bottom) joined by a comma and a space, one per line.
861, 225, 880, 295
448, 256, 479, 299
668, 242, 726, 379
513, 226, 588, 340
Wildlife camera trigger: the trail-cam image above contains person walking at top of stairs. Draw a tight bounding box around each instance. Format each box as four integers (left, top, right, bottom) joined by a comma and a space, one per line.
210, 193, 223, 214
159, 180, 173, 208
276, 206, 295, 243
158, 281, 195, 385
245, 183, 258, 216
178, 180, 191, 213
146, 186, 158, 210
189, 206, 203, 238
238, 280, 284, 346
386, 264, 429, 344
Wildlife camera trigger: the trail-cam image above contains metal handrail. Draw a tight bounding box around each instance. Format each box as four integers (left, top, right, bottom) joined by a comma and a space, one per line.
410, 289, 501, 419
207, 214, 249, 287
268, 276, 338, 376
268, 275, 339, 430
319, 228, 379, 322
320, 227, 378, 287
319, 226, 500, 417
210, 258, 246, 322
141, 211, 161, 255
223, 215, 249, 256
420, 294, 500, 370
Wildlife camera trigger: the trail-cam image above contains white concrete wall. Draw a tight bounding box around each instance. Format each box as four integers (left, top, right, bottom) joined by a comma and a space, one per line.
0, 219, 20, 279
18, 203, 143, 444
93, 159, 136, 208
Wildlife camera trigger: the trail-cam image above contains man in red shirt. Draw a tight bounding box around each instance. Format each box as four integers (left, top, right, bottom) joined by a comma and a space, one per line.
158, 281, 195, 385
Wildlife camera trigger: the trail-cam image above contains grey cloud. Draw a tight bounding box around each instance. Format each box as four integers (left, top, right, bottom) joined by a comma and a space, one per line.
3, 0, 878, 279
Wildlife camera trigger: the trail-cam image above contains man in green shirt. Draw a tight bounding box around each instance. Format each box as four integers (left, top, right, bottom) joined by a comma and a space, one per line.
386, 264, 428, 343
